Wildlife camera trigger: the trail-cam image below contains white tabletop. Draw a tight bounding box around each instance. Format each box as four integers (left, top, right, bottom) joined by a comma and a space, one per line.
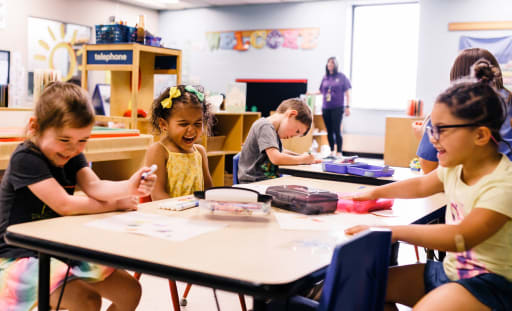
6, 176, 446, 295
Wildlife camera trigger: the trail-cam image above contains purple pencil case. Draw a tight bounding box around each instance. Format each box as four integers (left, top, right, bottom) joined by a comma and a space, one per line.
346, 164, 395, 177
265, 185, 338, 215
322, 162, 357, 174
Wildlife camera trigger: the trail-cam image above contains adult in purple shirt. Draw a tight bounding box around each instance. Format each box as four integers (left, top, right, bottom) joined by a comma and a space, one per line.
319, 57, 351, 157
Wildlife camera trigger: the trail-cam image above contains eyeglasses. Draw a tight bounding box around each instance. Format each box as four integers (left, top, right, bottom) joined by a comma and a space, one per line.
426, 123, 480, 141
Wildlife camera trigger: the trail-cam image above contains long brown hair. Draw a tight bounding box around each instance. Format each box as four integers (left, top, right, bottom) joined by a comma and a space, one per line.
450, 48, 511, 103
33, 81, 94, 135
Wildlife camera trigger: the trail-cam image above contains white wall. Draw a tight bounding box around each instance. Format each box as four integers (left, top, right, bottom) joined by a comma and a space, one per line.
159, 0, 512, 153
417, 0, 512, 114
160, 1, 349, 94
0, 0, 158, 105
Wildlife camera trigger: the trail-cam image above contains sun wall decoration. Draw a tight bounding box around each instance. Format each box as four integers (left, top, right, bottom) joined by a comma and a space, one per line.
33, 24, 82, 82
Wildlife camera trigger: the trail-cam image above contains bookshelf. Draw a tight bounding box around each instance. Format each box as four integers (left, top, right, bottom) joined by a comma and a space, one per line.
81, 43, 181, 132
201, 112, 260, 186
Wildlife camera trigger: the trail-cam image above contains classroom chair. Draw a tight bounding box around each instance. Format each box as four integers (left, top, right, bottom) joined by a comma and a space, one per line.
233, 152, 241, 185
267, 229, 391, 311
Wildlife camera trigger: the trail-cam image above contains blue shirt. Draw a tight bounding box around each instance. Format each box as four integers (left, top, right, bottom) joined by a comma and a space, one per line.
417, 90, 512, 162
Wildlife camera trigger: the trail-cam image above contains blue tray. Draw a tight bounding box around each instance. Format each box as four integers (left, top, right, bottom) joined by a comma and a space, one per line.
346, 164, 394, 177
322, 162, 357, 174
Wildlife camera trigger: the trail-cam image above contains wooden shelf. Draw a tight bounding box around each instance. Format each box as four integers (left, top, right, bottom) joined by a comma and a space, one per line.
81, 44, 182, 129
81, 44, 259, 187
1, 135, 153, 180
203, 112, 260, 186
207, 151, 225, 157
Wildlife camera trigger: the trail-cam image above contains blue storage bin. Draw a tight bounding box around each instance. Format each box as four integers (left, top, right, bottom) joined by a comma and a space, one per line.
95, 24, 129, 44
145, 35, 161, 47
322, 162, 357, 174
346, 164, 395, 177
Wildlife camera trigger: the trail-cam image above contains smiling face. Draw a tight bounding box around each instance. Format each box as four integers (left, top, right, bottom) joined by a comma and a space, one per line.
429, 102, 477, 167
277, 112, 309, 139
159, 103, 204, 152
35, 125, 93, 167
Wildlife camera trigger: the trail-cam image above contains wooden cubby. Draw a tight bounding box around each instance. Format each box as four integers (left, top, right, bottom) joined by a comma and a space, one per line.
81, 43, 181, 132
80, 44, 259, 187
200, 112, 260, 186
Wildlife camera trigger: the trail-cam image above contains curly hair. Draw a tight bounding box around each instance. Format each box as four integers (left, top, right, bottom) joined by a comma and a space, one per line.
151, 85, 213, 135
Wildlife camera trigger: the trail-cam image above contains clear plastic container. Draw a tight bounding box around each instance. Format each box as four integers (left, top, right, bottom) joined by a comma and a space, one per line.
194, 187, 272, 216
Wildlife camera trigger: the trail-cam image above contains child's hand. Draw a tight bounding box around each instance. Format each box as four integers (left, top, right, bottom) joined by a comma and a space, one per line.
115, 196, 139, 211
128, 167, 157, 197
344, 224, 370, 236
340, 189, 377, 201
411, 121, 424, 140
302, 153, 320, 164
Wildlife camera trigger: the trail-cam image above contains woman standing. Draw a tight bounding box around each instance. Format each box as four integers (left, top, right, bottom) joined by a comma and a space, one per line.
320, 57, 351, 157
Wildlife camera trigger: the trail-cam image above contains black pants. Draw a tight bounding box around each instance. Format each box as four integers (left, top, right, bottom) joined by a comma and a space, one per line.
322, 107, 344, 153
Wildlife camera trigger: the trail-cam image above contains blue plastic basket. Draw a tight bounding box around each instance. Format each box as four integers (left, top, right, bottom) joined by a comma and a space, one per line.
346, 164, 395, 177
95, 24, 128, 44
322, 162, 358, 174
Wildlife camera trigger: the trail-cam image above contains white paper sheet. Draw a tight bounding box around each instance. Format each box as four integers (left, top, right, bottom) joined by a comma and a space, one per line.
273, 211, 388, 231
86, 212, 226, 242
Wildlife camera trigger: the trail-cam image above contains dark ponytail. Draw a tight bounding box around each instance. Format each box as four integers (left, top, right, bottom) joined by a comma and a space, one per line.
436, 59, 506, 145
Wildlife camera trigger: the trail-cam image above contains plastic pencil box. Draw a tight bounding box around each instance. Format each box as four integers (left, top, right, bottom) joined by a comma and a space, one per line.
322, 162, 359, 174
265, 185, 338, 215
346, 164, 395, 177
194, 187, 272, 216
322, 156, 360, 174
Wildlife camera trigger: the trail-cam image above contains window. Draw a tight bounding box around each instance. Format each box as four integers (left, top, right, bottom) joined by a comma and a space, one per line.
350, 2, 419, 110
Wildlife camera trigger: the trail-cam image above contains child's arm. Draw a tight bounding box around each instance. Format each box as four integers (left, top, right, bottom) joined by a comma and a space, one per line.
346, 208, 510, 252
282, 148, 299, 156
76, 166, 155, 201
28, 178, 139, 216
265, 147, 320, 165
145, 142, 171, 201
196, 144, 213, 189
350, 169, 444, 201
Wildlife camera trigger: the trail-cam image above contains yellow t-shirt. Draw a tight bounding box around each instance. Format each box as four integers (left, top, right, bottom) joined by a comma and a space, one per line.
437, 154, 512, 282
160, 142, 204, 198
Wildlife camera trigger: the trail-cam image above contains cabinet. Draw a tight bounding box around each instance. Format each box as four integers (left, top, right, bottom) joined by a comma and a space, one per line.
281, 114, 327, 154
202, 112, 260, 186
81, 43, 181, 131
384, 116, 422, 167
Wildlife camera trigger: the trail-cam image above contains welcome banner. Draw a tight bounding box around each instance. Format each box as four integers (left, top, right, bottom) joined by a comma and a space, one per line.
206, 28, 320, 51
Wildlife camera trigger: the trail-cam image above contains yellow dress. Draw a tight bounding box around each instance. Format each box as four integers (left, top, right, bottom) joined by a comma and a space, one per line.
160, 142, 204, 198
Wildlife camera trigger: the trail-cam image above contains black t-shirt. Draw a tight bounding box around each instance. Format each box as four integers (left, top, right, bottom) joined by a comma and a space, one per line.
0, 141, 88, 258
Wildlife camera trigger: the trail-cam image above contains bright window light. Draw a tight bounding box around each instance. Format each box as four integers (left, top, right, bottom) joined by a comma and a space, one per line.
350, 2, 419, 110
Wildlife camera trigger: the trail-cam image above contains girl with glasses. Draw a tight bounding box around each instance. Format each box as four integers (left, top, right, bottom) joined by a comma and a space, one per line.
345, 59, 512, 311
417, 48, 512, 173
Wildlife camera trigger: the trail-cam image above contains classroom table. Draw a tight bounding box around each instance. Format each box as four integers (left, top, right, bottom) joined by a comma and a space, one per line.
279, 158, 422, 185
5, 176, 446, 311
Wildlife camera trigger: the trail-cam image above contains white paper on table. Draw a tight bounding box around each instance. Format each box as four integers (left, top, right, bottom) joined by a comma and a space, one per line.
86, 212, 226, 242
273, 211, 389, 231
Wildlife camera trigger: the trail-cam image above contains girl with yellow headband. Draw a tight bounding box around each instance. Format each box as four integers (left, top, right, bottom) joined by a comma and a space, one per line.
145, 85, 213, 200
